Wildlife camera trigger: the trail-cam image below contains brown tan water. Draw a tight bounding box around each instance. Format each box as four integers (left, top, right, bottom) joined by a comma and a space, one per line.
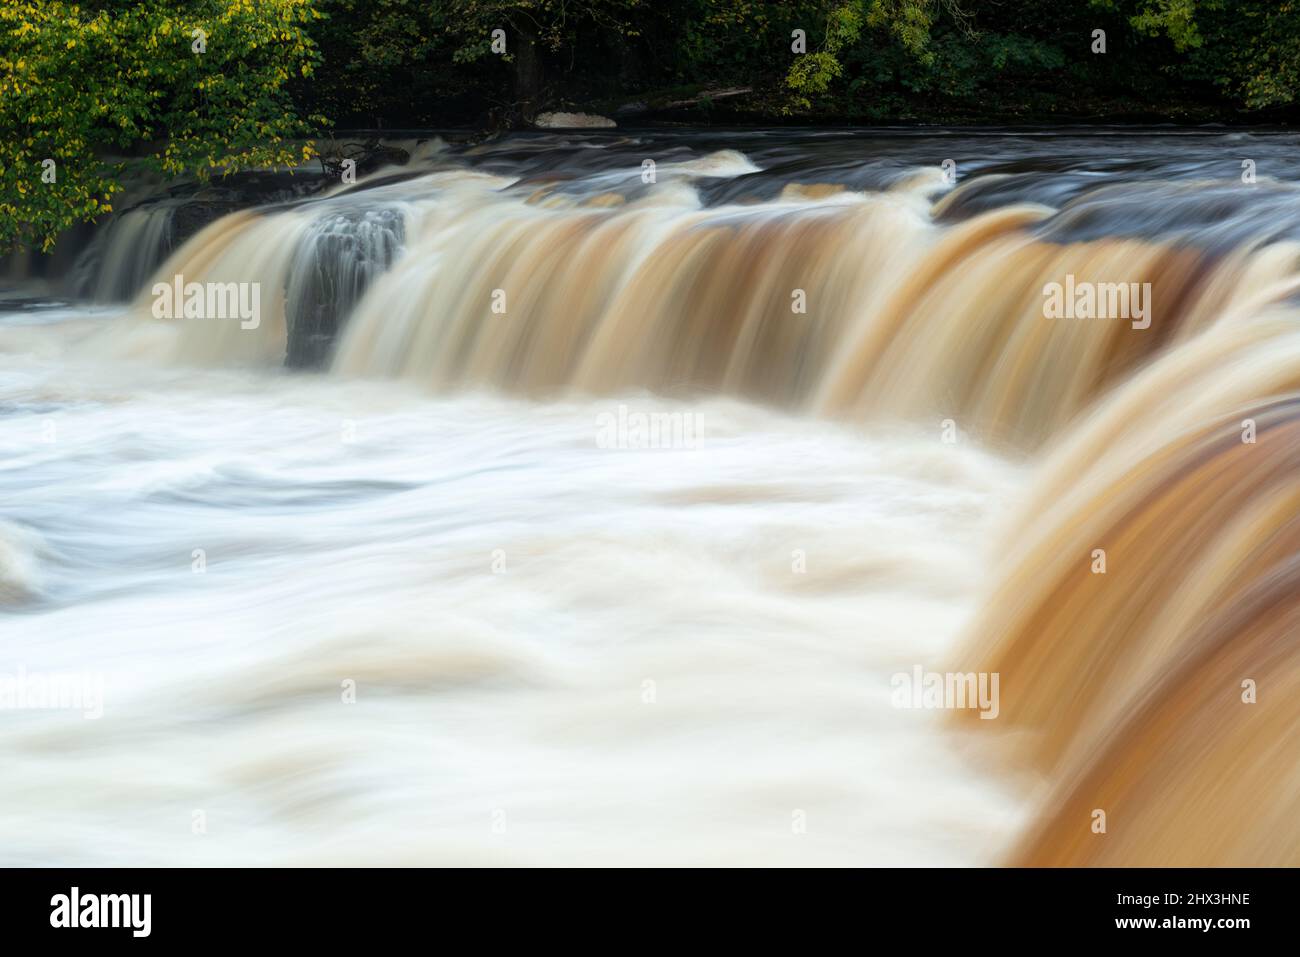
2, 129, 1297, 865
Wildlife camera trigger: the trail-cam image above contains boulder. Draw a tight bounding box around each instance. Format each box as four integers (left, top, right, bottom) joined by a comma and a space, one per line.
533, 111, 617, 129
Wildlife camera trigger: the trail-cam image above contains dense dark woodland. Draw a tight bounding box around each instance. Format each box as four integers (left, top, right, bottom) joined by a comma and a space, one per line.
4, 1, 1299, 251
310, 0, 1300, 128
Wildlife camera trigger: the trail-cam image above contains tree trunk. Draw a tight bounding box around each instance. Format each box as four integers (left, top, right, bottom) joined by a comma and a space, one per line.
513, 21, 544, 121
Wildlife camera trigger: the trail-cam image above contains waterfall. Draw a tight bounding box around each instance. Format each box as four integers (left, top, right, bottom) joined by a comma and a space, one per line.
90, 142, 1300, 450
69, 201, 181, 302
7, 130, 1299, 865
951, 315, 1300, 861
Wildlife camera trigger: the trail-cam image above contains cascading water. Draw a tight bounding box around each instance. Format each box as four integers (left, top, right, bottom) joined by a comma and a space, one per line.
2, 129, 1297, 865
284, 206, 407, 367
68, 200, 182, 303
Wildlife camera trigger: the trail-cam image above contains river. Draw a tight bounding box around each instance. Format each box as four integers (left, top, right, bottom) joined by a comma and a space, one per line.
2, 129, 1297, 865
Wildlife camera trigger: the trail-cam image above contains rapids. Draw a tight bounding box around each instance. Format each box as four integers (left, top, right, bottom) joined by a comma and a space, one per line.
2, 129, 1297, 865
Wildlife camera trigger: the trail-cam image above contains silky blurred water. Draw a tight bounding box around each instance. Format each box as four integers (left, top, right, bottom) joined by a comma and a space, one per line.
10, 127, 1297, 865
0, 317, 1026, 864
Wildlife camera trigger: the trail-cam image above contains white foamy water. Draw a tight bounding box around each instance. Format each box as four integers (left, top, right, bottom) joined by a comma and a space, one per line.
0, 316, 1025, 865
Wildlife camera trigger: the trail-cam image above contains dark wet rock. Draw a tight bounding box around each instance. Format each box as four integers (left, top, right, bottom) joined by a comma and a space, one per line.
285, 206, 406, 368
318, 141, 412, 179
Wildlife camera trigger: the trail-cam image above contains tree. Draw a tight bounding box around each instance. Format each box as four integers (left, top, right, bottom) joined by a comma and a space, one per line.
447, 1, 646, 119
785, 1, 973, 107
1113, 0, 1300, 109
1, 0, 323, 253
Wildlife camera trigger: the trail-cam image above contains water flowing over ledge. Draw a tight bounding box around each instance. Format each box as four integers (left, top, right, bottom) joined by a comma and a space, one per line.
3, 129, 1299, 865
51, 130, 1300, 450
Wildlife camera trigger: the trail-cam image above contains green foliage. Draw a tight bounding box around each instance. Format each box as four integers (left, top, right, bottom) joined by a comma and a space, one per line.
1092, 0, 1300, 109
1181, 1, 1300, 109
1121, 0, 1204, 51
866, 0, 941, 58
778, 0, 1300, 120
1, 0, 322, 253
786, 3, 865, 108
